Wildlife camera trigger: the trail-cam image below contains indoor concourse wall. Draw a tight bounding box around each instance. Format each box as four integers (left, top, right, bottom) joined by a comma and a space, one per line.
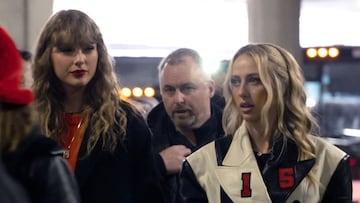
0, 0, 53, 51
0, 0, 301, 60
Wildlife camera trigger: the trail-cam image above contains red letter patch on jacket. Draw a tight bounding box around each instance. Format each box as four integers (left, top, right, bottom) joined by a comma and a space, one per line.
278, 168, 294, 188
241, 172, 252, 197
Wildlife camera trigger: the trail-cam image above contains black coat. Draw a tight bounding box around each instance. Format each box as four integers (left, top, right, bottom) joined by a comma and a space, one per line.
75, 102, 164, 203
147, 102, 224, 203
2, 127, 80, 203
0, 160, 30, 203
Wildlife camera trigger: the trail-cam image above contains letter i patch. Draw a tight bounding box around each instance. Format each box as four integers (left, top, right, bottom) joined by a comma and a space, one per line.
241, 172, 252, 197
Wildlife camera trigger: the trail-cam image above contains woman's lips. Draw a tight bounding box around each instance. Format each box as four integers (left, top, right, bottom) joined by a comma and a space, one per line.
240, 103, 253, 114
71, 70, 87, 77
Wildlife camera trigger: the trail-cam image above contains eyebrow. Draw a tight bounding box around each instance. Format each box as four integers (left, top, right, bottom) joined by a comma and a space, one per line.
231, 73, 259, 77
163, 82, 196, 87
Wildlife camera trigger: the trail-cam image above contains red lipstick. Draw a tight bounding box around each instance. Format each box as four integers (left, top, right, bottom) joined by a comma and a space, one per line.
71, 70, 87, 77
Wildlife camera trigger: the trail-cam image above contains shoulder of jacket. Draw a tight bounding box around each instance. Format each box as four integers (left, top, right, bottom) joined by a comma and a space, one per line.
147, 102, 166, 123
312, 135, 347, 160
22, 132, 64, 158
187, 141, 216, 163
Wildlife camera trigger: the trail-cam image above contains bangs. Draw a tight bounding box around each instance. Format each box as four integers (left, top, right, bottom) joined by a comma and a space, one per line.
52, 29, 97, 48
50, 11, 100, 48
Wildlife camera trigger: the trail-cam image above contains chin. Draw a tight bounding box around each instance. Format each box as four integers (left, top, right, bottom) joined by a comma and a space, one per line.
174, 119, 196, 129
242, 115, 258, 122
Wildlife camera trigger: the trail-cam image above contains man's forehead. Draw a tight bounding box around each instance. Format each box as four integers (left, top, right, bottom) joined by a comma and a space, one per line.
159, 56, 208, 85
161, 65, 202, 81
160, 75, 206, 89
162, 60, 200, 76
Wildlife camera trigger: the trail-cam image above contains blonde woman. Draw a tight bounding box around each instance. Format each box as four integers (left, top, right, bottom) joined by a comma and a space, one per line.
179, 43, 352, 203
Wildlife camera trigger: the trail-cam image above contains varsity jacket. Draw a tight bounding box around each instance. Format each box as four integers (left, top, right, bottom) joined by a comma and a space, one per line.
179, 124, 352, 203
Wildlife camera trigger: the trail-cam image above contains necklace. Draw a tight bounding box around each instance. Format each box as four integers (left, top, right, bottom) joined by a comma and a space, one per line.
62, 113, 86, 159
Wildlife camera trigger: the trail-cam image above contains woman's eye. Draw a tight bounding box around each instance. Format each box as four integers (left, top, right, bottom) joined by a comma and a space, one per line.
83, 46, 95, 53
59, 47, 75, 53
230, 77, 240, 87
248, 77, 261, 84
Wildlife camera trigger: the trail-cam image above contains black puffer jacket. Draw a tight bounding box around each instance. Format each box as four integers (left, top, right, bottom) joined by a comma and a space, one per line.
147, 102, 224, 203
2, 127, 80, 203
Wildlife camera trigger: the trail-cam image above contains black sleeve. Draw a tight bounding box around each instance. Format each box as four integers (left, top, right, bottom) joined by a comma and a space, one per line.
154, 152, 169, 179
178, 161, 208, 203
126, 107, 166, 203
30, 155, 80, 203
321, 154, 353, 203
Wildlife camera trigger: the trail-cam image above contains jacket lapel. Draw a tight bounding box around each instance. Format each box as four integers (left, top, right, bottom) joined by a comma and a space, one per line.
215, 124, 272, 203
262, 137, 316, 202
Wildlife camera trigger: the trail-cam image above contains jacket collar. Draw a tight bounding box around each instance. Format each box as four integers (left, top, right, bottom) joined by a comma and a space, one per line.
222, 124, 254, 167
221, 123, 316, 202
147, 102, 224, 149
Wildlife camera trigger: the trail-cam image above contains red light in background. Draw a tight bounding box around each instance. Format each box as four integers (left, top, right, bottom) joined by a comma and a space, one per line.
350, 157, 357, 167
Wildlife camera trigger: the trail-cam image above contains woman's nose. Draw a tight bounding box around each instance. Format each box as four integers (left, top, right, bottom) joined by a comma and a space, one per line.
238, 83, 249, 99
74, 50, 85, 66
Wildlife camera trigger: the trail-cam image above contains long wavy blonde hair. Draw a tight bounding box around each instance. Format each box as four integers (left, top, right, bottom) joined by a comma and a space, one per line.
32, 10, 127, 155
222, 43, 318, 181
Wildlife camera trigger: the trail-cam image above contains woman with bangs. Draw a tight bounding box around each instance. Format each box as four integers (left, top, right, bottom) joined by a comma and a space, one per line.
179, 43, 352, 203
32, 9, 164, 203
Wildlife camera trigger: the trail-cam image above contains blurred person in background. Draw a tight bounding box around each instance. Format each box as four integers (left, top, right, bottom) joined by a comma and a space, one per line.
179, 43, 352, 203
210, 59, 228, 109
32, 9, 164, 203
0, 26, 80, 203
147, 48, 224, 203
19, 49, 33, 88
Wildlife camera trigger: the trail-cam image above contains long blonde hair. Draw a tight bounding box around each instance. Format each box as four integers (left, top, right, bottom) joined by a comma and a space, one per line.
222, 43, 318, 180
32, 10, 127, 155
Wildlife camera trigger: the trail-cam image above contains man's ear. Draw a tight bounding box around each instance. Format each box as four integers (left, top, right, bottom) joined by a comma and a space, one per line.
207, 80, 216, 97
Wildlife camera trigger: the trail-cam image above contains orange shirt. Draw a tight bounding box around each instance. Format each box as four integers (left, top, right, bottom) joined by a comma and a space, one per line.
60, 112, 87, 172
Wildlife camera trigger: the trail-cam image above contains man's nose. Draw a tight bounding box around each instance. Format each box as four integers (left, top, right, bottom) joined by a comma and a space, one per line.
174, 89, 185, 103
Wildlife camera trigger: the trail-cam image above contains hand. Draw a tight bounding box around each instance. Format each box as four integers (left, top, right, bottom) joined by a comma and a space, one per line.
159, 145, 191, 175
